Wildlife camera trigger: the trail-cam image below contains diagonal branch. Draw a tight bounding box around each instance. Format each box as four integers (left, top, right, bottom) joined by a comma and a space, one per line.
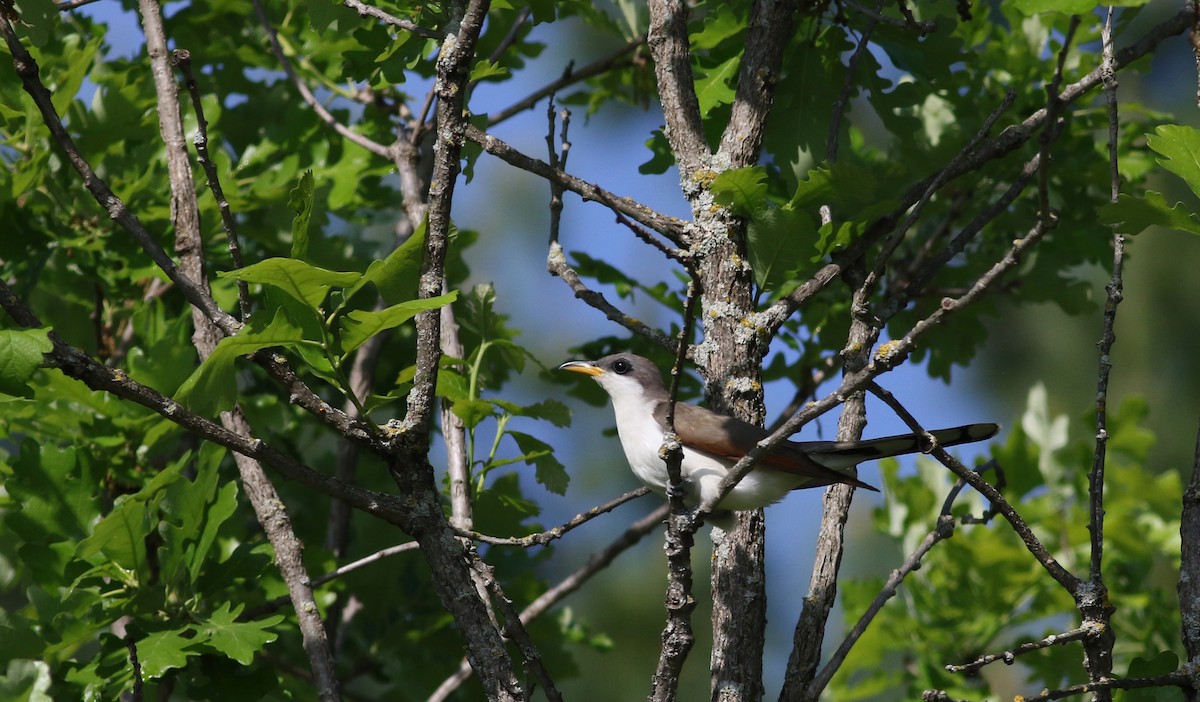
757, 1, 1196, 338
428, 505, 668, 702
253, 0, 393, 159
340, 0, 443, 40
466, 123, 689, 244
142, 3, 341, 695
1, 13, 382, 457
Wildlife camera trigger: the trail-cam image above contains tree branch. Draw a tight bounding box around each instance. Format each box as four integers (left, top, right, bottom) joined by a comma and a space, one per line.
141, 3, 341, 694
454, 487, 650, 547
486, 35, 647, 126
428, 505, 668, 702
646, 0, 709, 173
253, 0, 393, 159
649, 280, 701, 702
466, 123, 689, 244
340, 0, 443, 40
946, 623, 1098, 676
717, 0, 801, 166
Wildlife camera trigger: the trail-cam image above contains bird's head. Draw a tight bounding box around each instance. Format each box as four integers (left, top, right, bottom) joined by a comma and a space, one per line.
558, 354, 668, 405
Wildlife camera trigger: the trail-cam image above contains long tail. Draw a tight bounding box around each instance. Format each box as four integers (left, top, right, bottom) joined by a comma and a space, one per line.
801, 423, 999, 470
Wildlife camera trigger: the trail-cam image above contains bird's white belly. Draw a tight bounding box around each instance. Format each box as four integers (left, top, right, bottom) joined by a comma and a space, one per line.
613, 407, 799, 511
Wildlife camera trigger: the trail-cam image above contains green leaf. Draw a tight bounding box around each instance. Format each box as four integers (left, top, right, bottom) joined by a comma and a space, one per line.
0, 659, 52, 702
137, 629, 198, 678
510, 431, 569, 495
470, 58, 509, 82
159, 445, 237, 585
0, 328, 52, 398
746, 205, 819, 292
339, 292, 458, 354
691, 5, 743, 50
5, 441, 95, 543
1147, 124, 1200, 200
348, 219, 427, 305
175, 310, 306, 415
519, 399, 571, 428
1011, 0, 1150, 14
452, 399, 496, 429
76, 463, 182, 572
289, 170, 315, 260
709, 166, 768, 216
1099, 191, 1200, 236
220, 258, 361, 311
694, 54, 739, 116
195, 603, 282, 665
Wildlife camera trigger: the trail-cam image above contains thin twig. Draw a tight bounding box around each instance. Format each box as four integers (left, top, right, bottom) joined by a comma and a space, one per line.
340, 0, 443, 40
946, 623, 1098, 675
486, 35, 647, 126
55, 0, 103, 10
1037, 15, 1081, 221
471, 555, 564, 702
827, 0, 884, 163
466, 123, 689, 244
810, 514, 957, 692
453, 487, 651, 546
171, 49, 252, 320
1013, 672, 1192, 702
252, 0, 392, 158
546, 242, 677, 350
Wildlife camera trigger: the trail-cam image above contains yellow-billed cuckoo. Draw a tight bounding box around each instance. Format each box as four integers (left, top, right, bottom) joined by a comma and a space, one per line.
560, 354, 998, 513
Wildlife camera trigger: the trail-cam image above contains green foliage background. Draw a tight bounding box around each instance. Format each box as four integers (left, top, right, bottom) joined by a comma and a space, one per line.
1, 0, 1199, 699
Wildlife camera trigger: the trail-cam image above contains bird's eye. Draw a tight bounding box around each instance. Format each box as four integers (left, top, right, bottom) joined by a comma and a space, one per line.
611, 359, 632, 374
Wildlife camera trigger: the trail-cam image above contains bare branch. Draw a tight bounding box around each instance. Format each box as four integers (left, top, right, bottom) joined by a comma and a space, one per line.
649, 279, 701, 702
811, 513, 957, 693
1180, 420, 1200, 676
827, 0, 884, 163
253, 0, 393, 159
429, 505, 668, 702
471, 556, 563, 702
172, 50, 251, 321
1012, 672, 1192, 702
946, 623, 1098, 676
841, 0, 935, 32
487, 35, 647, 126
142, 5, 342, 691
454, 487, 651, 547
717, 0, 801, 166
466, 123, 689, 244
646, 0, 709, 172
340, 0, 443, 40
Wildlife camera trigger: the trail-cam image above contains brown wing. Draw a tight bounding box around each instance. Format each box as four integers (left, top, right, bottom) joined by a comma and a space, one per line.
657, 402, 877, 491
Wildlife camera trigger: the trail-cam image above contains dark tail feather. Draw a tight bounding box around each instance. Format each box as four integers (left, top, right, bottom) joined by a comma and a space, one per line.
804, 423, 999, 469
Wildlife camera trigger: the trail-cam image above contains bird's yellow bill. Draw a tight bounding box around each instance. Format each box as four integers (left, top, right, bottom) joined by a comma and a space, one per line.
558, 361, 604, 377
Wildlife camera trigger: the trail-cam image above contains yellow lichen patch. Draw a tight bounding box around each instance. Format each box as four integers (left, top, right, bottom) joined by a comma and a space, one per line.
692, 169, 719, 186
874, 339, 903, 362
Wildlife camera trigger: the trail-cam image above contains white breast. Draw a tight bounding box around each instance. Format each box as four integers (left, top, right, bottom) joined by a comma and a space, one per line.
608, 395, 800, 511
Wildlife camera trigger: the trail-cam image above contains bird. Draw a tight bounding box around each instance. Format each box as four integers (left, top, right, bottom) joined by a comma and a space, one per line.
559, 353, 998, 516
